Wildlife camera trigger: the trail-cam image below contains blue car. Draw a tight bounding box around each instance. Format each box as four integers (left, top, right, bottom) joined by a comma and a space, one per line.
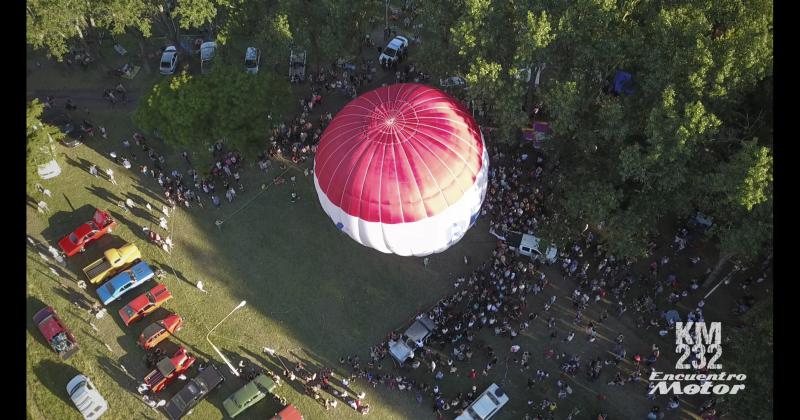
96, 261, 155, 305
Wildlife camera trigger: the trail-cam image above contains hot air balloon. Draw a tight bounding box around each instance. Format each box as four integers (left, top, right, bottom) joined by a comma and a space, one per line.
313, 83, 489, 256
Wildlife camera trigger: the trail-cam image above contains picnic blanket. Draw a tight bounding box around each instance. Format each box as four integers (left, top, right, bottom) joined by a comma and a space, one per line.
121, 65, 141, 80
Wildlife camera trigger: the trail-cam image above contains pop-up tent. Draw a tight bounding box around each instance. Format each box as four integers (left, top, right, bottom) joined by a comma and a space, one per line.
613, 70, 635, 95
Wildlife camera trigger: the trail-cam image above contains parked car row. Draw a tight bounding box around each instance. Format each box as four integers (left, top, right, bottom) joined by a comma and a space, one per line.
44, 204, 305, 418
158, 43, 262, 75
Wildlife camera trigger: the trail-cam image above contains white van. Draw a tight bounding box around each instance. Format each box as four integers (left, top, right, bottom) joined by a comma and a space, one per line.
67, 374, 108, 419
455, 383, 509, 420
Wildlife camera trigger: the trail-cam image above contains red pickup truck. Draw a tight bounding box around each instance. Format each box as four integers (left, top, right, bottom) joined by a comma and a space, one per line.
33, 307, 80, 360
144, 344, 196, 393
58, 209, 116, 257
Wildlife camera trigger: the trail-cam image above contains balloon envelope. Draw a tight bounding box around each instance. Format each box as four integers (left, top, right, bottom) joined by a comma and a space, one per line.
313, 83, 489, 256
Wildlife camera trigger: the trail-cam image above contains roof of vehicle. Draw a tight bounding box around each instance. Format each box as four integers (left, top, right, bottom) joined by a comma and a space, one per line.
67, 375, 108, 419
387, 36, 407, 49
405, 317, 435, 342
388, 339, 413, 362
226, 374, 276, 409
165, 365, 224, 418
200, 42, 216, 60
107, 261, 152, 286
33, 306, 56, 325
37, 312, 65, 340
72, 222, 96, 240
271, 404, 303, 420
245, 47, 259, 60
468, 384, 509, 419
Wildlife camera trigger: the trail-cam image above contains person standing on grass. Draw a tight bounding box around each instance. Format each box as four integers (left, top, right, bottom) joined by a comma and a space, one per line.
106, 168, 117, 185
89, 165, 98, 177
37, 201, 51, 214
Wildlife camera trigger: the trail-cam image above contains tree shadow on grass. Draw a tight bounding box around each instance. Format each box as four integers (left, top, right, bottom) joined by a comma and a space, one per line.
40, 204, 97, 242
32, 360, 82, 407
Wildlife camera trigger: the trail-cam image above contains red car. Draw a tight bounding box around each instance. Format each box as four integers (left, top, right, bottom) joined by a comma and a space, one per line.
119, 284, 173, 326
271, 404, 304, 420
144, 345, 196, 393
138, 314, 183, 350
58, 209, 116, 257
33, 307, 80, 360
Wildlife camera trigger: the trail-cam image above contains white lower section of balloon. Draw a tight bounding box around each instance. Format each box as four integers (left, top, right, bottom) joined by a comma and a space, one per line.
314, 147, 489, 257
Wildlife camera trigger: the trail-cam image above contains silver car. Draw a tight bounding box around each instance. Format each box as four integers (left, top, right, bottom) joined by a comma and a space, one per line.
245, 47, 261, 74
160, 46, 178, 75
67, 374, 108, 419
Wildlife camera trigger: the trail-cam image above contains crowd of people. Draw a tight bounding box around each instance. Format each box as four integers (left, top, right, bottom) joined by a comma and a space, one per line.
328, 141, 768, 419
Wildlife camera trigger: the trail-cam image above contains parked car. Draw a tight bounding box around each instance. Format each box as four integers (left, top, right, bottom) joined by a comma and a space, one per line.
139, 314, 183, 350
245, 47, 261, 74
200, 42, 217, 74
118, 283, 173, 326
379, 35, 409, 66
82, 243, 141, 284
33, 306, 79, 360
490, 228, 558, 264
223, 373, 278, 418
144, 344, 196, 393
270, 404, 303, 420
58, 209, 116, 257
440, 76, 467, 88
164, 364, 225, 420
160, 46, 179, 75
67, 374, 109, 419
388, 316, 436, 364
96, 260, 155, 305
455, 383, 509, 420
289, 48, 306, 82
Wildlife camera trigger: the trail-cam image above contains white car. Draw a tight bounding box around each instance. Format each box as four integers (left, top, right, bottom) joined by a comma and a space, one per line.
67, 374, 108, 419
456, 383, 509, 420
379, 35, 409, 66
200, 42, 217, 74
160, 46, 178, 75
245, 47, 261, 74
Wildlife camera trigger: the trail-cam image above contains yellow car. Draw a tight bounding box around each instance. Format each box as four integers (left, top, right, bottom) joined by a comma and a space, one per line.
82, 243, 141, 284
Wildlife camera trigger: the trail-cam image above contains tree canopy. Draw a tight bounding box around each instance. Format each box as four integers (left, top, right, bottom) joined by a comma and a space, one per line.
26, 100, 63, 181
134, 65, 292, 152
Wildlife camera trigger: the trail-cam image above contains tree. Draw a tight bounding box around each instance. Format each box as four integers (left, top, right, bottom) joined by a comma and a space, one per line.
695, 139, 773, 286
720, 298, 773, 419
26, 0, 90, 61
26, 100, 64, 182
134, 65, 292, 153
